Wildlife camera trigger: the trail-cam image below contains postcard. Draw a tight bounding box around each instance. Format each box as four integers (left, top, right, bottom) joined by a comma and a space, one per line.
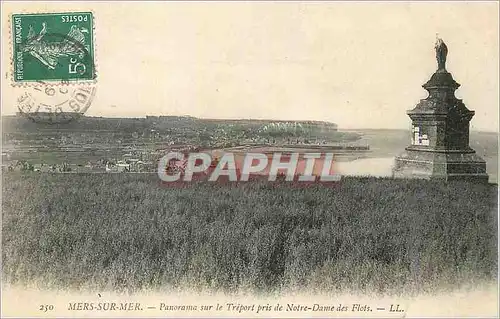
1, 1, 498, 318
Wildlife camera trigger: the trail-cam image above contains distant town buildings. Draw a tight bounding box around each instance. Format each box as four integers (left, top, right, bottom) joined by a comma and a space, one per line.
2, 115, 363, 174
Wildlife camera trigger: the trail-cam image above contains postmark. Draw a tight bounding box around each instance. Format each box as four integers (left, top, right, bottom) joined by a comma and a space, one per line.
17, 80, 96, 124
11, 12, 96, 84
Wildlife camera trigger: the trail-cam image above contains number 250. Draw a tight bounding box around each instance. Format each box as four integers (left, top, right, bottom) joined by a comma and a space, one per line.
39, 304, 54, 312
69, 57, 86, 74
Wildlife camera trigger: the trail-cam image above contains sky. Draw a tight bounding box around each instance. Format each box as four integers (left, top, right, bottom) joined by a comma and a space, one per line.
1, 1, 498, 131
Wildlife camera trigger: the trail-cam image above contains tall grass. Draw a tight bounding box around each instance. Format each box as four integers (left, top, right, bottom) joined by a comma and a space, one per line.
2, 173, 497, 296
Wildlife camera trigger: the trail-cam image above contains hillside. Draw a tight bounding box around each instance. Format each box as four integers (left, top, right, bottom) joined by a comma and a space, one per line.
2, 114, 338, 133
1, 114, 358, 166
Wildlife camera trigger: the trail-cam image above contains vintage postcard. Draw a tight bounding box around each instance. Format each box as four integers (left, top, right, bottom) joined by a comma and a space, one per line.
1, 1, 498, 318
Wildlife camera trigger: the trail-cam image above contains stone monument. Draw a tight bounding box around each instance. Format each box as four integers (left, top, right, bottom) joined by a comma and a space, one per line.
392, 38, 489, 182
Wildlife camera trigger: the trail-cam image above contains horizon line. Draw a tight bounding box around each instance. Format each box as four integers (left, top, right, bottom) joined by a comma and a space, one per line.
1, 113, 498, 133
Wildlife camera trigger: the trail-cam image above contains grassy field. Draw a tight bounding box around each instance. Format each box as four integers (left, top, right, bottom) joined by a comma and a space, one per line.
2, 173, 498, 296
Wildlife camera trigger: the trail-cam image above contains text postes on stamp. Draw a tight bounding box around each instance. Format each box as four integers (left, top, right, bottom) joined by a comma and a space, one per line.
12, 12, 95, 84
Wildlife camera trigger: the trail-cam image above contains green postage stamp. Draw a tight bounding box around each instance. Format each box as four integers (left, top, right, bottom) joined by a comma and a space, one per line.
11, 12, 95, 83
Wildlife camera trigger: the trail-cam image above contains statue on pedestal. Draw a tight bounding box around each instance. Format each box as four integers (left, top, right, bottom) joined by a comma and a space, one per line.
392, 37, 488, 182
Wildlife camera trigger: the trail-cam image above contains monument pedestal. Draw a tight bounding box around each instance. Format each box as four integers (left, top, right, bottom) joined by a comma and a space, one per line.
392, 40, 488, 182
393, 149, 488, 182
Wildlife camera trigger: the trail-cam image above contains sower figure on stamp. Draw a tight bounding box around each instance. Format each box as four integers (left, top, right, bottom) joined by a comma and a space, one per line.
435, 34, 448, 72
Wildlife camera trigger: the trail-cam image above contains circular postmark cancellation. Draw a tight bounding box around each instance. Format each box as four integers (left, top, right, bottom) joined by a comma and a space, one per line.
16, 32, 96, 124
17, 80, 97, 124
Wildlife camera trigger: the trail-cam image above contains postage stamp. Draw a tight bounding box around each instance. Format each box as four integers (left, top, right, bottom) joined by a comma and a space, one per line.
11, 12, 95, 84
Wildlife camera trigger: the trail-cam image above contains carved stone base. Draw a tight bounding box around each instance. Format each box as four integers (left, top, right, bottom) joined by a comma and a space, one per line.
392, 149, 489, 182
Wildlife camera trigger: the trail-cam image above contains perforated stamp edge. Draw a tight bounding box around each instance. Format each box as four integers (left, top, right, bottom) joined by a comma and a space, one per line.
8, 9, 98, 87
